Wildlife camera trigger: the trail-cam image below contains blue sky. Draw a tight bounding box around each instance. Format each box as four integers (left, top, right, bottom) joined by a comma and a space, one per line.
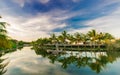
0, 0, 120, 41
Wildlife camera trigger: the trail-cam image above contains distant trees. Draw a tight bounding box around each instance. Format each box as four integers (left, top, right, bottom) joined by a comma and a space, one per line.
33, 30, 115, 47
31, 30, 119, 51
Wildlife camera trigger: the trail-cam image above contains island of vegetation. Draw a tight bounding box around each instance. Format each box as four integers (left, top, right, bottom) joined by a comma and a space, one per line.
32, 29, 120, 51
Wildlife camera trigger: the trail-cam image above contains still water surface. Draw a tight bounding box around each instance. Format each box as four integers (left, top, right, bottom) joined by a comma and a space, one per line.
1, 47, 120, 75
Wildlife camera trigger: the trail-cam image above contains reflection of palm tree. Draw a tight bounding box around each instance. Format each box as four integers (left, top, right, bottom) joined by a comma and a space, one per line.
33, 46, 120, 73
0, 54, 9, 75
58, 56, 76, 69
89, 61, 102, 73
48, 55, 59, 64
34, 47, 48, 57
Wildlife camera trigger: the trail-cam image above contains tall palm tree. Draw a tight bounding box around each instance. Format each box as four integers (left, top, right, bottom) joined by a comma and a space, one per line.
74, 32, 84, 44
87, 29, 98, 48
67, 34, 75, 44
61, 30, 68, 44
104, 33, 114, 41
0, 16, 11, 49
50, 33, 57, 44
97, 32, 104, 49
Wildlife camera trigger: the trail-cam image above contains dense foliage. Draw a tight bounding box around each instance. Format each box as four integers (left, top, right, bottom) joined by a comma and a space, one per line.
32, 30, 115, 45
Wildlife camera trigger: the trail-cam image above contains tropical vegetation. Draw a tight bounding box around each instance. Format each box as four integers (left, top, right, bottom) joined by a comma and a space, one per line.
0, 16, 28, 50
32, 30, 117, 51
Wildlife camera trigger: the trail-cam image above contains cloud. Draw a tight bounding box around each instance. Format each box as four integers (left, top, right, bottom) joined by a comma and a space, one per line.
83, 7, 120, 38
11, 0, 50, 7
0, 12, 68, 41
72, 0, 81, 2
1, 0, 120, 41
12, 0, 26, 7
3, 47, 69, 75
39, 0, 50, 4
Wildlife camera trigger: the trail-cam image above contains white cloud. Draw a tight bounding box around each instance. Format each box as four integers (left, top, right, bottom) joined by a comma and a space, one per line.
12, 0, 26, 7
39, 0, 50, 4
0, 13, 67, 41
83, 7, 120, 38
11, 0, 33, 7
0, 6, 87, 41
99, 0, 120, 8
1, 0, 120, 41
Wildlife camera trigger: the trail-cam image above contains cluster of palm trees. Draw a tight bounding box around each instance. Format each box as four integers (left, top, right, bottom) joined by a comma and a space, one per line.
51, 30, 114, 45
34, 30, 115, 47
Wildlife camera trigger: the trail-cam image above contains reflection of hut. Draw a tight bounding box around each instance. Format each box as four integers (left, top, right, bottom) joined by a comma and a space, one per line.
47, 50, 64, 55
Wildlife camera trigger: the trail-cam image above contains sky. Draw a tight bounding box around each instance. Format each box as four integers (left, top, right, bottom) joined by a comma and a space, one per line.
0, 0, 120, 41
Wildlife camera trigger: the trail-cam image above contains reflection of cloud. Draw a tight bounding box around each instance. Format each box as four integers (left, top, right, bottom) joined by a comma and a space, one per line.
3, 47, 69, 75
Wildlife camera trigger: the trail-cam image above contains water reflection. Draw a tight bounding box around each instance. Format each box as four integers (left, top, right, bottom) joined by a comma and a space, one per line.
1, 47, 120, 75
0, 52, 10, 75
0, 46, 24, 75
33, 47, 120, 73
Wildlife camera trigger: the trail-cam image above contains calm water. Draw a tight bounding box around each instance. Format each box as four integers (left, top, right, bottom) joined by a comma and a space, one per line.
1, 47, 120, 75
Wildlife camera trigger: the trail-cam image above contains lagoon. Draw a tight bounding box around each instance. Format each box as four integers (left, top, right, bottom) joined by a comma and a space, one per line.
1, 47, 120, 75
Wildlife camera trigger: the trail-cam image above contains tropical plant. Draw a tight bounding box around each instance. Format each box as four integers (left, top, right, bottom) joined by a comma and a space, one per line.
74, 32, 84, 44
49, 33, 57, 44
87, 29, 98, 45
0, 17, 11, 50
61, 30, 68, 44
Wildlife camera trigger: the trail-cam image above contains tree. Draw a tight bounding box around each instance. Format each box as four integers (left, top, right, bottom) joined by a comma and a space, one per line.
61, 30, 68, 44
0, 16, 11, 50
67, 34, 75, 44
74, 32, 84, 44
49, 33, 57, 44
87, 29, 98, 48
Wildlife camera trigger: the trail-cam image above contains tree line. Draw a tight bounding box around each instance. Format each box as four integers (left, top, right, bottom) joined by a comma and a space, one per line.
32, 30, 115, 46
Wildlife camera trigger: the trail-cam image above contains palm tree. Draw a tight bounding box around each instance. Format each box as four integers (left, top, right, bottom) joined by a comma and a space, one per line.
87, 29, 98, 49
74, 32, 84, 44
61, 30, 68, 44
104, 33, 114, 41
97, 32, 104, 49
0, 16, 11, 49
103, 33, 115, 50
50, 33, 57, 44
67, 34, 75, 44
